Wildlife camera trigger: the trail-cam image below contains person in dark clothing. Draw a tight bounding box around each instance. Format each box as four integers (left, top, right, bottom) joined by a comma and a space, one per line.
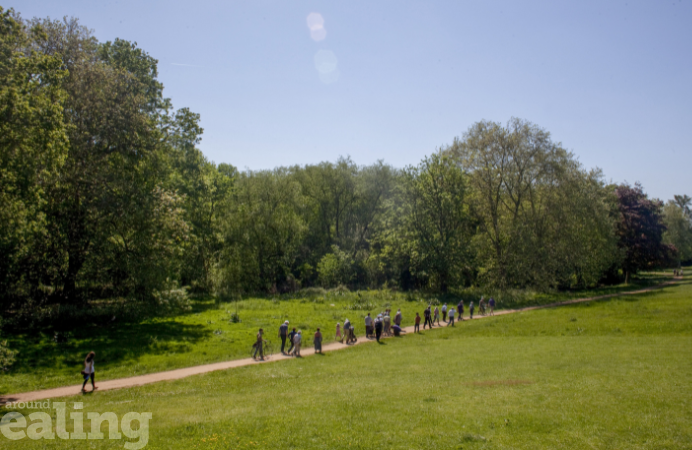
423, 306, 433, 329
414, 313, 421, 333
375, 314, 383, 342
287, 327, 297, 355
488, 298, 496, 316
279, 321, 289, 354
391, 324, 406, 336
457, 300, 464, 321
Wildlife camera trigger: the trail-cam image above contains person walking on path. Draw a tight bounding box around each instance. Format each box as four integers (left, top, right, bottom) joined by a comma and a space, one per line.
375, 314, 384, 342
442, 304, 447, 322
457, 300, 464, 321
314, 328, 323, 354
279, 321, 289, 354
287, 327, 297, 355
348, 324, 357, 344
383, 311, 392, 336
343, 319, 351, 343
469, 301, 475, 319
293, 330, 302, 357
424, 306, 433, 329
488, 298, 496, 316
336, 322, 343, 343
394, 309, 402, 327
414, 313, 421, 333
253, 328, 266, 360
365, 313, 373, 338
447, 308, 455, 326
433, 306, 441, 326
81, 351, 97, 393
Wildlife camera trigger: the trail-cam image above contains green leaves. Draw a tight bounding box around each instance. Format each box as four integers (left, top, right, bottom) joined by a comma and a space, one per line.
400, 152, 469, 291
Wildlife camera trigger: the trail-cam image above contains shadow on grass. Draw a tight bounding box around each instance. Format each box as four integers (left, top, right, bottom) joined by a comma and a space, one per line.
4, 320, 211, 376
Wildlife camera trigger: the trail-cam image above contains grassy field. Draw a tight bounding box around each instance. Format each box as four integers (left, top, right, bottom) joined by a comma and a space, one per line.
0, 272, 675, 394
2, 271, 691, 449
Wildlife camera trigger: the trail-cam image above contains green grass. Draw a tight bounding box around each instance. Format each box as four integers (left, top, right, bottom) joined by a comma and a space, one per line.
2, 271, 691, 449
0, 272, 675, 394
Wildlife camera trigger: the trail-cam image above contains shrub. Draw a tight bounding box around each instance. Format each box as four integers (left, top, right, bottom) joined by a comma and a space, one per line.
0, 340, 16, 371
0, 319, 17, 371
152, 280, 192, 314
300, 287, 327, 297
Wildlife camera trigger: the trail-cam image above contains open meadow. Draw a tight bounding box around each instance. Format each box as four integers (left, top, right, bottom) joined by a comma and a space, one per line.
3, 271, 691, 449
0, 273, 672, 395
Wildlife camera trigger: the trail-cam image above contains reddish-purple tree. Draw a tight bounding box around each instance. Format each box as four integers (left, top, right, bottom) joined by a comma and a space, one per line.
615, 183, 676, 282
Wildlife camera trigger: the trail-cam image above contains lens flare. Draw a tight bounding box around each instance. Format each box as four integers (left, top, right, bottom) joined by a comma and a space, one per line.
306, 12, 326, 42
306, 12, 324, 31
314, 50, 338, 74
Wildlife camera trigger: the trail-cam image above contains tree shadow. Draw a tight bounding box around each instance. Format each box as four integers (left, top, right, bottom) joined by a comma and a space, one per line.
4, 320, 211, 376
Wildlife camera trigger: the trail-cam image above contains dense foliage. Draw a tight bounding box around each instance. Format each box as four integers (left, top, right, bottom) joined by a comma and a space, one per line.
1, 10, 688, 317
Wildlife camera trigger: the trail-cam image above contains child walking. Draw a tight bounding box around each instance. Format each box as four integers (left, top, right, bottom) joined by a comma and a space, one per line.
414, 313, 421, 333
336, 322, 342, 343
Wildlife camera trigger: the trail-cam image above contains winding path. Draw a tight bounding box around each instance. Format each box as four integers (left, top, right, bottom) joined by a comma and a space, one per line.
1, 278, 680, 405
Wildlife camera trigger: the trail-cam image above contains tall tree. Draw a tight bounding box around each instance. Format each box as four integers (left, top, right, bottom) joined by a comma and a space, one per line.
400, 152, 469, 292
28, 17, 186, 302
663, 196, 692, 265
615, 183, 674, 281
217, 169, 306, 293
0, 8, 68, 308
450, 118, 619, 289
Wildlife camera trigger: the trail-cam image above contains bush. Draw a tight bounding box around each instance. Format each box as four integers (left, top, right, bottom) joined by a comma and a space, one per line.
152, 280, 192, 314
329, 284, 351, 294
317, 246, 354, 288
0, 340, 16, 371
300, 287, 327, 297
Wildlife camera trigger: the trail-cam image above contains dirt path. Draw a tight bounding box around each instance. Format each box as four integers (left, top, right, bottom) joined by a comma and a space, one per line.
1, 278, 680, 405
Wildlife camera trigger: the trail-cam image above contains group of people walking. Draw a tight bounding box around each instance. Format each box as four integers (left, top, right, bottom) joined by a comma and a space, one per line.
266, 297, 497, 357
361, 309, 405, 342
271, 321, 325, 358
412, 298, 494, 332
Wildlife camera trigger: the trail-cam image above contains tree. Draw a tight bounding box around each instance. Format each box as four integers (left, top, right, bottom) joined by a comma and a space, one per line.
166, 107, 235, 291
400, 152, 469, 292
615, 183, 675, 281
0, 8, 68, 308
217, 169, 306, 293
449, 118, 619, 289
26, 16, 189, 303
663, 196, 692, 265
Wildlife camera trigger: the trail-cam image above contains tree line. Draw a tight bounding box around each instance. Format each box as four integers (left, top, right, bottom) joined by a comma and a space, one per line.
2, 9, 690, 316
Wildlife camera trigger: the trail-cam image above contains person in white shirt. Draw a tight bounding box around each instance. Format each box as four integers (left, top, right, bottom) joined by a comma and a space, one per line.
447, 308, 456, 327
365, 313, 373, 338
442, 304, 448, 322
293, 330, 302, 357
81, 351, 96, 392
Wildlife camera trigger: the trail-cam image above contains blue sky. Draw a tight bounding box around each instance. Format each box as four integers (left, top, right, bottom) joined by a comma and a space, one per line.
14, 0, 691, 201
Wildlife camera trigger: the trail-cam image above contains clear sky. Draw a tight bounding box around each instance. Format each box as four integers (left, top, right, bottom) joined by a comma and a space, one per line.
12, 0, 692, 201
